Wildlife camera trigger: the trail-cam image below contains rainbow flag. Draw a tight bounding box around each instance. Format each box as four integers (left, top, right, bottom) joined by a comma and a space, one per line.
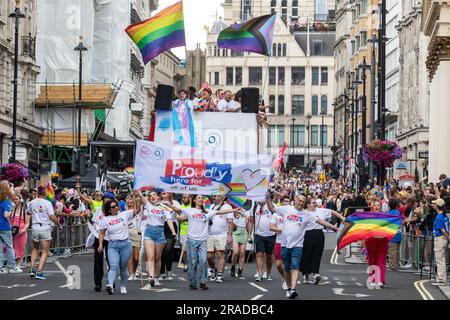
45, 182, 55, 205
226, 183, 247, 196
218, 14, 276, 56
125, 1, 186, 64
337, 212, 403, 252
227, 196, 247, 208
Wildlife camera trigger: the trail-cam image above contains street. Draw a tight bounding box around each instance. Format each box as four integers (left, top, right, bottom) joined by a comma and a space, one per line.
1, 234, 446, 301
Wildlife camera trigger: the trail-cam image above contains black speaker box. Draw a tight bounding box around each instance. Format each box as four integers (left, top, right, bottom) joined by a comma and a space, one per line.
155, 84, 174, 110
241, 87, 259, 113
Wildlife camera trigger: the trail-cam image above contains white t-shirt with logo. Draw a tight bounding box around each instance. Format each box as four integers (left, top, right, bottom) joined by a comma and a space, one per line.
234, 209, 249, 229
181, 208, 218, 241
275, 206, 318, 249
254, 204, 276, 237
28, 198, 55, 230
270, 213, 285, 245
93, 207, 110, 241
98, 210, 133, 241
144, 202, 173, 227
305, 208, 331, 231
209, 203, 233, 237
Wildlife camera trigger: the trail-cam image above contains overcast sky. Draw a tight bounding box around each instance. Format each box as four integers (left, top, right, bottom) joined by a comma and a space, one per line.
156, 0, 224, 59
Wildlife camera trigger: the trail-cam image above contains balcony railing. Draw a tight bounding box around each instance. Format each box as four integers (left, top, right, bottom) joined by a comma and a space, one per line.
22, 35, 36, 60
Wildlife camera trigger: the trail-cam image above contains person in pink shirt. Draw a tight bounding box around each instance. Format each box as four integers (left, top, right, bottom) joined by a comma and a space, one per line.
9, 194, 30, 268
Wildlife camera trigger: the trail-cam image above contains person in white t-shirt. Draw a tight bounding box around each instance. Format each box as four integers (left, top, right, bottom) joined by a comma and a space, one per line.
98, 199, 139, 295
167, 194, 242, 290
250, 200, 277, 282
207, 196, 234, 283
136, 190, 177, 288
28, 186, 63, 280
267, 193, 338, 299
301, 197, 344, 285
217, 90, 241, 112
230, 202, 253, 279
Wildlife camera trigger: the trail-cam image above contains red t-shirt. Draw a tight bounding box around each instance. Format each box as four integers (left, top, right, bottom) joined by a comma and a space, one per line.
399, 205, 407, 218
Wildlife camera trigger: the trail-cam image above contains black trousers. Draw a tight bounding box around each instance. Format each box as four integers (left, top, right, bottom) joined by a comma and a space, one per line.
93, 237, 109, 287
160, 222, 178, 274
300, 229, 325, 275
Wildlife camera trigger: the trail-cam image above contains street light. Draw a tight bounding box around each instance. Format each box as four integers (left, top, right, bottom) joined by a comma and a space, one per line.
9, 0, 26, 163
291, 116, 296, 148
74, 36, 88, 174
340, 91, 349, 180
306, 113, 312, 173
359, 57, 369, 190
320, 107, 326, 168
352, 71, 362, 162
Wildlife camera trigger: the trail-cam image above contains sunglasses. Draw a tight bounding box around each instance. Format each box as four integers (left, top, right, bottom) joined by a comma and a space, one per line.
110, 205, 118, 209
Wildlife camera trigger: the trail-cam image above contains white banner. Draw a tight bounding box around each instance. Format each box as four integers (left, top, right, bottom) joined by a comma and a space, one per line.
134, 141, 273, 200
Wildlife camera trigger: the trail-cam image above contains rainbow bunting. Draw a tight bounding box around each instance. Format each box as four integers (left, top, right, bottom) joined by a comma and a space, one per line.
125, 1, 186, 64
218, 14, 276, 56
337, 212, 403, 252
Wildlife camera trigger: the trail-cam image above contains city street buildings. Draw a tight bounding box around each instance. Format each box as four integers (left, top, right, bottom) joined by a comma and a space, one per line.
206, 0, 336, 170
0, 0, 42, 171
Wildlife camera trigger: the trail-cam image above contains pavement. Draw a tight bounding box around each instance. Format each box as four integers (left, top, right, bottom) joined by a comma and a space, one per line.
1, 234, 447, 300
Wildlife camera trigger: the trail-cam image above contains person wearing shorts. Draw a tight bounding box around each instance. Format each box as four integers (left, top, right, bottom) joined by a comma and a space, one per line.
28, 186, 63, 280
207, 196, 234, 283
230, 207, 252, 278
127, 195, 142, 281
177, 194, 192, 271
137, 190, 177, 288
270, 211, 287, 290
251, 200, 276, 282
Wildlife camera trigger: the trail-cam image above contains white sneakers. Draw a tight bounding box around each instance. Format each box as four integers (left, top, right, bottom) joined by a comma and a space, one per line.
1, 267, 22, 274
154, 278, 161, 286
120, 287, 127, 294
282, 281, 288, 290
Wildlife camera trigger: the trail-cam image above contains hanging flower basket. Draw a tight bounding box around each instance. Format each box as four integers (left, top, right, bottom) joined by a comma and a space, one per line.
0, 162, 29, 185
362, 140, 404, 168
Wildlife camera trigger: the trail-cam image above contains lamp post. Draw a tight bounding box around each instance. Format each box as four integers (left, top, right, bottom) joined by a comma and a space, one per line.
340, 91, 349, 180
306, 113, 312, 173
359, 57, 369, 190
352, 71, 362, 162
320, 107, 326, 168
378, 0, 388, 186
348, 74, 355, 160
9, 0, 25, 163
331, 100, 338, 178
291, 116, 296, 148
74, 36, 88, 174
368, 33, 378, 185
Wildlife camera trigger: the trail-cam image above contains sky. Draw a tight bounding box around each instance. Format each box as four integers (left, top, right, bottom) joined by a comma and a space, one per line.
156, 0, 224, 60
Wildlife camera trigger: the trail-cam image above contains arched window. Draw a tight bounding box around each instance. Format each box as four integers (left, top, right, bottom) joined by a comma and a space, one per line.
273, 43, 277, 56
269, 95, 275, 114
321, 96, 328, 114
278, 44, 282, 57
278, 95, 285, 115
283, 44, 287, 56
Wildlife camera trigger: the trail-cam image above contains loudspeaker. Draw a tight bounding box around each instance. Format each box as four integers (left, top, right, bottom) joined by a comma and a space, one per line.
241, 87, 259, 113
155, 84, 174, 110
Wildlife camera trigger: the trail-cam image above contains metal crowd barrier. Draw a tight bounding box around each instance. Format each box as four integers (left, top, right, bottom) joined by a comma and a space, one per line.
24, 223, 90, 260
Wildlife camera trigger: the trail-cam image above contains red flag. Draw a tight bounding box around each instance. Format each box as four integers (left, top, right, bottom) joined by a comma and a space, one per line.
272, 142, 286, 172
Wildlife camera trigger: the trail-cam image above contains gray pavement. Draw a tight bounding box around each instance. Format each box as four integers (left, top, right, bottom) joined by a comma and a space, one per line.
1, 234, 447, 300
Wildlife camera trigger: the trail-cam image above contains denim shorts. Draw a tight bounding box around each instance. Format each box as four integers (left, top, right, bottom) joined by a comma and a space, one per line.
281, 247, 303, 272
144, 225, 166, 244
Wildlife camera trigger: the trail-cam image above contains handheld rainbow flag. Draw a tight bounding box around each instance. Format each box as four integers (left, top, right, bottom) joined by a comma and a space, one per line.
218, 14, 276, 56
272, 142, 286, 172
337, 212, 403, 252
125, 1, 186, 64
45, 182, 55, 205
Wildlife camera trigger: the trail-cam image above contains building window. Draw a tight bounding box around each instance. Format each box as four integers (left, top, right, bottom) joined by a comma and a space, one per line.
292, 67, 305, 85
214, 72, 220, 85
281, 8, 287, 24
356, 36, 360, 51
313, 40, 322, 55
271, 0, 276, 7
360, 31, 367, 46
278, 44, 282, 57
272, 43, 277, 56
312, 95, 319, 115
292, 95, 305, 115
362, 0, 368, 13
278, 95, 285, 115
269, 67, 276, 85
269, 95, 275, 114
235, 67, 242, 85
268, 125, 276, 147
292, 7, 298, 17
312, 67, 319, 85
321, 96, 328, 114
226, 67, 234, 85
321, 67, 328, 85
278, 126, 285, 147
321, 125, 328, 146
293, 125, 305, 147
278, 67, 285, 85
311, 125, 319, 146
351, 40, 356, 55
283, 43, 287, 56
249, 67, 262, 85
315, 0, 328, 21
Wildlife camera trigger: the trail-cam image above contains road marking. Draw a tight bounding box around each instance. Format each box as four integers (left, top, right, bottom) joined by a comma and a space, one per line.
318, 281, 331, 285
250, 294, 263, 300
330, 247, 338, 264
16, 291, 50, 300
55, 261, 74, 287
249, 282, 268, 292
59, 284, 72, 288
414, 280, 434, 300
332, 288, 370, 298
0, 284, 36, 289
